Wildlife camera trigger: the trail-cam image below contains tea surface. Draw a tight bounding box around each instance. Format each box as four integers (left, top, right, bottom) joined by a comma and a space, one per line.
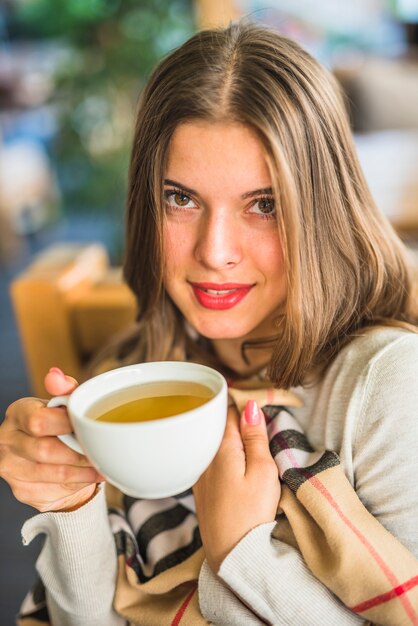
88, 380, 214, 423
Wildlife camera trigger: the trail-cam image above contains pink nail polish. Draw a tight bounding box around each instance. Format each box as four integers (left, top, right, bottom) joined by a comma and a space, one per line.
245, 400, 261, 425
49, 367, 65, 377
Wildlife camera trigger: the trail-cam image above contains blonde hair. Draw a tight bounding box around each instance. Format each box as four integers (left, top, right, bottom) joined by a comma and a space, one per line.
119, 21, 418, 388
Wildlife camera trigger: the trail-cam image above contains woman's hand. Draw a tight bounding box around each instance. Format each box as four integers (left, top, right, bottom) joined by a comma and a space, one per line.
0, 368, 104, 513
193, 400, 280, 574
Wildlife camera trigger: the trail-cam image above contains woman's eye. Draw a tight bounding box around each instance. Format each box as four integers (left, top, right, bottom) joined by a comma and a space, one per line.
249, 197, 276, 218
164, 190, 195, 209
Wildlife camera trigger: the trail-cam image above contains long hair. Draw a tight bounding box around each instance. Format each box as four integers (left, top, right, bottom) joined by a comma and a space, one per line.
120, 21, 418, 388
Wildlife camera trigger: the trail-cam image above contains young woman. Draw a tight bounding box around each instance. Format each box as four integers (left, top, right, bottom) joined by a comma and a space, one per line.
2, 21, 418, 626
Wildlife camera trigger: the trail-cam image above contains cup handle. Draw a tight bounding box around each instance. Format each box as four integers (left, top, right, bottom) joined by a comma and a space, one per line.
47, 395, 84, 455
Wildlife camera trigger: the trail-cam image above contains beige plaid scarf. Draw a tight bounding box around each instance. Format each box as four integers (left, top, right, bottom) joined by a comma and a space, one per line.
19, 383, 418, 626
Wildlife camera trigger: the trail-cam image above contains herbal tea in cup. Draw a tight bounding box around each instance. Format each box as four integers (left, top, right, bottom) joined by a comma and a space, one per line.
90, 381, 214, 424
47, 362, 228, 498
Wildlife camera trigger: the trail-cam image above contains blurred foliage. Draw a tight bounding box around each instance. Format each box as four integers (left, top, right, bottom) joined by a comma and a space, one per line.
11, 0, 195, 224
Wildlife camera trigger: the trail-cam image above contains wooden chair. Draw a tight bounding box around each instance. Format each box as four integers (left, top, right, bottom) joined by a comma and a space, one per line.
10, 243, 137, 397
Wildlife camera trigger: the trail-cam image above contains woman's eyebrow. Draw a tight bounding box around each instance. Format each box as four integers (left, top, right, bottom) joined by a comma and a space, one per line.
164, 179, 273, 199
241, 187, 273, 198
164, 179, 197, 195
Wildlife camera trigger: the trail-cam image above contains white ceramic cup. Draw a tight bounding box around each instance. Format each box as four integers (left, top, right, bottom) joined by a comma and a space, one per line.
47, 361, 228, 499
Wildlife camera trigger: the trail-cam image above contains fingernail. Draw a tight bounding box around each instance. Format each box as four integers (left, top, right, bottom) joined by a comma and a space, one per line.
49, 367, 65, 378
245, 400, 261, 425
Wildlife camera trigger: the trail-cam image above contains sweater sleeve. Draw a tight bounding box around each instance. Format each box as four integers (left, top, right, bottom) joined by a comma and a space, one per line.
352, 334, 418, 557
207, 525, 364, 626
21, 483, 125, 626
201, 333, 418, 626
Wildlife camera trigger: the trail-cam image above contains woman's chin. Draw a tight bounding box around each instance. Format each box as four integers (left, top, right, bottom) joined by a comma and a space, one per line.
190, 318, 251, 341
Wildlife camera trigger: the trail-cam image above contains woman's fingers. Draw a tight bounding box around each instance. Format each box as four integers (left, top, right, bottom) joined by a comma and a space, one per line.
218, 406, 242, 449
193, 400, 281, 574
44, 367, 78, 396
9, 479, 98, 512
8, 430, 90, 466
23, 405, 74, 437
1, 383, 103, 512
2, 455, 102, 484
6, 399, 73, 437
240, 400, 279, 479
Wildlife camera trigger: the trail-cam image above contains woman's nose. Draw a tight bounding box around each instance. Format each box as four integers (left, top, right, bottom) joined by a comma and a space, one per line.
194, 209, 242, 270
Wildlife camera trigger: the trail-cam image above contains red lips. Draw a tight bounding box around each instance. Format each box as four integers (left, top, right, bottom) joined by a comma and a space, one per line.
189, 282, 254, 310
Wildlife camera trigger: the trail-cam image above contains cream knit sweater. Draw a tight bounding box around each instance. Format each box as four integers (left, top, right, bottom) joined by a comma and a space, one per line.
21, 328, 418, 625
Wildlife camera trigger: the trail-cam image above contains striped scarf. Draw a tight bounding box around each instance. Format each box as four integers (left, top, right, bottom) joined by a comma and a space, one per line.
18, 384, 418, 626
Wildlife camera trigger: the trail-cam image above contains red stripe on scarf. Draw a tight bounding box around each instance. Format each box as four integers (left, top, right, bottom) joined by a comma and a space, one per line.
281, 445, 418, 623
351, 574, 418, 615
171, 584, 198, 626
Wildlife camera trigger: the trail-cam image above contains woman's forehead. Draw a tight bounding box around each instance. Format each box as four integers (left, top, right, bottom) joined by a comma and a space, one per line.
165, 121, 272, 194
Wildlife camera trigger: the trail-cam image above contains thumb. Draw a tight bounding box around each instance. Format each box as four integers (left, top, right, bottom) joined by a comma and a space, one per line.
44, 367, 79, 396
240, 400, 271, 467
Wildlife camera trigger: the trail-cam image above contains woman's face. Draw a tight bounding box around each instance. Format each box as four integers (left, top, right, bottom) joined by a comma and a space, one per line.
163, 121, 287, 342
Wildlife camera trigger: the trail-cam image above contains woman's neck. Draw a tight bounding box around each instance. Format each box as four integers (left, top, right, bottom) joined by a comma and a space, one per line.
211, 336, 274, 378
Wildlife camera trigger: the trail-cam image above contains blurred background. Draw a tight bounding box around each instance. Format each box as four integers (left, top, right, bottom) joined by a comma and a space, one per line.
1, 0, 418, 623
